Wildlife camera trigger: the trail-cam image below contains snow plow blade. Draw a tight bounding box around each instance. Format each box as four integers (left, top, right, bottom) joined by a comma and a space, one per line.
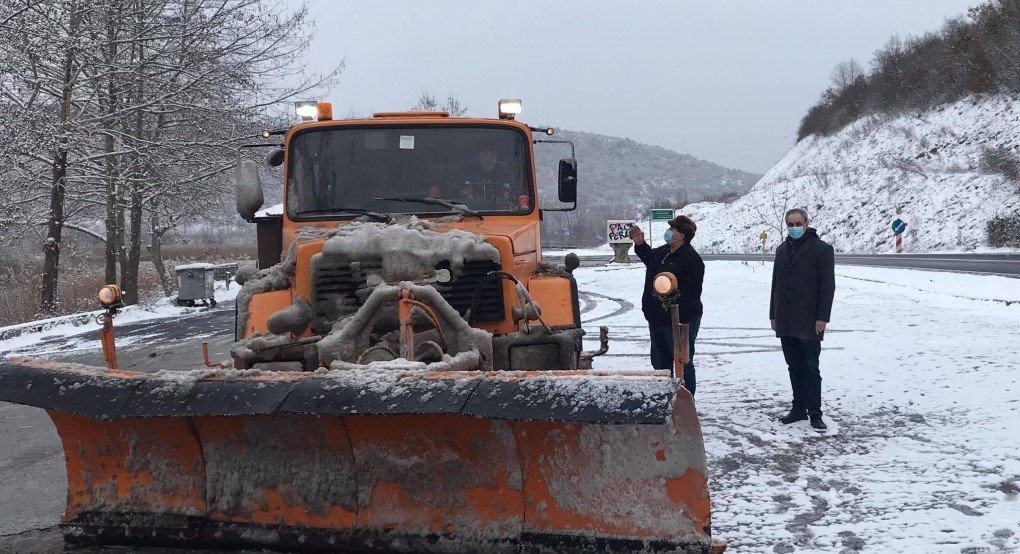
0, 357, 718, 554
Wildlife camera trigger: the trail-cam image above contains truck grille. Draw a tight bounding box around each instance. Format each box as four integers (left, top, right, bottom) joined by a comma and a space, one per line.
310, 258, 505, 333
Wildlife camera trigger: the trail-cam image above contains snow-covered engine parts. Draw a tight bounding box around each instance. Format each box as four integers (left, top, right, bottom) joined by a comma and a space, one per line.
232, 219, 504, 371
319, 283, 493, 372
308, 220, 503, 333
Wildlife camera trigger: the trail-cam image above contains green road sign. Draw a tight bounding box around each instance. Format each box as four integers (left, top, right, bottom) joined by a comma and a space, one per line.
650, 209, 674, 221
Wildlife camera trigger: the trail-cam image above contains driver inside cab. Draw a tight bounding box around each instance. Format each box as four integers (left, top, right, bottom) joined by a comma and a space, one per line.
427, 147, 524, 208
458, 149, 514, 198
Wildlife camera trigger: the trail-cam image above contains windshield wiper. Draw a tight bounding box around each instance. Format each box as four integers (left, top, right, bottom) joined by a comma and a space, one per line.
299, 208, 393, 223
374, 197, 482, 219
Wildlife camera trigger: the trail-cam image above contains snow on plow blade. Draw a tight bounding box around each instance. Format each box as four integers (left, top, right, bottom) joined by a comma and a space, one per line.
0, 357, 716, 554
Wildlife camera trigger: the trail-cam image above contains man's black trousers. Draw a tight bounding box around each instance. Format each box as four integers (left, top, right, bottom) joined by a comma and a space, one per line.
780, 336, 822, 416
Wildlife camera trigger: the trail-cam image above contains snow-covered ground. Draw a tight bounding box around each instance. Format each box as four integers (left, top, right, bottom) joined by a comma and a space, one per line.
0, 282, 241, 355
2, 261, 1019, 553
578, 260, 1020, 553
656, 95, 1020, 254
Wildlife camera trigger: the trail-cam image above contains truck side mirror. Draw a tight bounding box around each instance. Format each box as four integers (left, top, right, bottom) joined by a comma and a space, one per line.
266, 148, 284, 167
558, 158, 577, 203
235, 159, 264, 222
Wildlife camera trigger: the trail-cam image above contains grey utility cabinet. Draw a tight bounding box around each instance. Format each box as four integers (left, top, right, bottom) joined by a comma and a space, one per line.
175, 263, 217, 307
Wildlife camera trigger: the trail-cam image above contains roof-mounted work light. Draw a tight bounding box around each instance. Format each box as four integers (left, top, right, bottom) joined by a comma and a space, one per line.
295, 101, 318, 121
498, 99, 523, 120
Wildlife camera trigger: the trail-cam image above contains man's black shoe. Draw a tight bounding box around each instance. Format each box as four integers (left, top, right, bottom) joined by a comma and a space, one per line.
810, 415, 827, 430
779, 410, 808, 424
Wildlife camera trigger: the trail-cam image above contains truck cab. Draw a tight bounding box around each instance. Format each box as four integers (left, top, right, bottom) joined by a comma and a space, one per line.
235, 100, 586, 371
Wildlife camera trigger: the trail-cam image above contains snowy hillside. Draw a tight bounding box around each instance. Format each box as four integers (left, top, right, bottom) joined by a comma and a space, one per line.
681, 95, 1020, 253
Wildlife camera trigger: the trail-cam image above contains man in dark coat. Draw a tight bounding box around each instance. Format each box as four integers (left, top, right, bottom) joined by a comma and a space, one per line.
770, 208, 835, 430
630, 215, 705, 396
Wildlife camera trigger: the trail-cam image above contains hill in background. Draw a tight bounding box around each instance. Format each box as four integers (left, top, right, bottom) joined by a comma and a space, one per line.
681, 94, 1020, 253
535, 129, 760, 245
676, 0, 1020, 254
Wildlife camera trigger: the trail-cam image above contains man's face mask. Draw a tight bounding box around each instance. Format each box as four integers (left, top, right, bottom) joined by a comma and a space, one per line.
788, 227, 806, 240
663, 229, 674, 244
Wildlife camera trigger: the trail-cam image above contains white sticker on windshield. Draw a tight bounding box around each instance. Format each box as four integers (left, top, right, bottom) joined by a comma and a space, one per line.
399, 135, 415, 149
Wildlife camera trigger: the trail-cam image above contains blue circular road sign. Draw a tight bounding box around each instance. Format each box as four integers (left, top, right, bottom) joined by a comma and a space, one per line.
892, 218, 907, 234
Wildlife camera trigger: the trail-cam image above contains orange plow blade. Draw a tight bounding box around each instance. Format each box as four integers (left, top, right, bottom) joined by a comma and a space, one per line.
0, 358, 719, 553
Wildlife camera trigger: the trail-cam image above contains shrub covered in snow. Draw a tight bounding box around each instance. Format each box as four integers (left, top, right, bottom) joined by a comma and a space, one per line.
986, 213, 1020, 248
980, 145, 1020, 184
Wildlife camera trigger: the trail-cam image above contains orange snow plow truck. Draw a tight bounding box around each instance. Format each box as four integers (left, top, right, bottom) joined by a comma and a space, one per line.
0, 100, 725, 553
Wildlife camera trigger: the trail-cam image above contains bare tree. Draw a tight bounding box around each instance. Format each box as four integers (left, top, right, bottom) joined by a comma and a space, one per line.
412, 90, 440, 111
752, 182, 796, 247
0, 0, 97, 314
412, 89, 467, 116
830, 59, 865, 92
442, 92, 466, 117
0, 0, 342, 312
108, 0, 341, 304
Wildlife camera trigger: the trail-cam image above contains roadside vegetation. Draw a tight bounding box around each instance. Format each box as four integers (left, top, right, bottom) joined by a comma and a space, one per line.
0, 0, 339, 321
0, 240, 257, 328
796, 0, 1020, 250
799, 0, 1020, 143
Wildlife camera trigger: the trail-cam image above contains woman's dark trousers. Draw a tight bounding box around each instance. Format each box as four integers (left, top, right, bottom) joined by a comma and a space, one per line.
648, 316, 701, 396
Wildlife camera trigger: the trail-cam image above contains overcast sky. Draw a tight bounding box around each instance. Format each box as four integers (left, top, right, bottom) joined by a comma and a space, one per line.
301, 0, 987, 174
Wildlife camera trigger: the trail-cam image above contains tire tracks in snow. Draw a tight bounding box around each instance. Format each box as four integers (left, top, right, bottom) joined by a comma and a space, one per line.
577, 290, 635, 323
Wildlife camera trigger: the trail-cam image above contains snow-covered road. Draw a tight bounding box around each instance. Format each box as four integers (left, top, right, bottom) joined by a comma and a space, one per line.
579, 260, 1020, 553
1, 260, 1019, 553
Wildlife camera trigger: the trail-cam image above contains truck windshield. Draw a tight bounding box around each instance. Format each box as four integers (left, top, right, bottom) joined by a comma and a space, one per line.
286, 126, 532, 220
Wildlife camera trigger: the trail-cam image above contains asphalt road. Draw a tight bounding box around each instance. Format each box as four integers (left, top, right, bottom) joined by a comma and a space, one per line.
546, 251, 1020, 276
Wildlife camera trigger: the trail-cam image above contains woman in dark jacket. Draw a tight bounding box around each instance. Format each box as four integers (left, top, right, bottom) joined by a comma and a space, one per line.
631, 215, 704, 396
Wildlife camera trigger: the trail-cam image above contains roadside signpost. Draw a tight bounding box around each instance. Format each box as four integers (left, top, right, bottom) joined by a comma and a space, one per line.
607, 220, 636, 263
759, 231, 768, 264
649, 209, 675, 247
892, 218, 907, 253
650, 209, 674, 221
